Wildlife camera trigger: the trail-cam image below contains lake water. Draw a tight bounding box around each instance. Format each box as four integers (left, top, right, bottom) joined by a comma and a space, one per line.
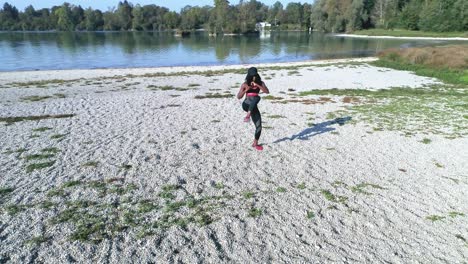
0, 31, 462, 71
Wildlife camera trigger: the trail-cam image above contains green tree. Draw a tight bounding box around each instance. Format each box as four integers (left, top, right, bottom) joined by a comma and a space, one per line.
418, 0, 460, 31
285, 2, 303, 26
302, 3, 313, 29
454, 0, 468, 31
0, 2, 20, 30
131, 4, 144, 30
212, 0, 229, 33
117, 1, 133, 30
103, 8, 120, 30
371, 0, 396, 28
399, 0, 421, 30
163, 11, 180, 29
84, 7, 104, 30
54, 3, 74, 31
140, 5, 170, 31
237, 0, 257, 33
71, 5, 85, 30
180, 6, 205, 30
346, 0, 375, 31
35, 8, 53, 30
20, 5, 36, 30
267, 1, 283, 26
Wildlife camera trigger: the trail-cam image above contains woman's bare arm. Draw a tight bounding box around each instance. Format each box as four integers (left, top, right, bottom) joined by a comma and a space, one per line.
237, 83, 248, 99
259, 81, 269, 94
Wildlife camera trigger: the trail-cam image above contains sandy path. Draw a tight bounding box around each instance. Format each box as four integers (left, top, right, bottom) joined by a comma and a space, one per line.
335, 34, 468, 41
0, 59, 467, 263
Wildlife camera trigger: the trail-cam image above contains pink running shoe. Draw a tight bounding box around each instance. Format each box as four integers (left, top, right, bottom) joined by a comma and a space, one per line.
252, 144, 263, 151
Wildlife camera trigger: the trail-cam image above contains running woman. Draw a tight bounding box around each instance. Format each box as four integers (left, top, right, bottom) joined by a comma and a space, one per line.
237, 67, 270, 150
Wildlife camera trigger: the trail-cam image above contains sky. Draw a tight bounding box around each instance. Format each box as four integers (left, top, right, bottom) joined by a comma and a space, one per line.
10, 0, 308, 12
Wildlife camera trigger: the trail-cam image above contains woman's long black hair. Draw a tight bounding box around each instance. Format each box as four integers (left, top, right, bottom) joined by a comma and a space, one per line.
246, 74, 262, 85
245, 67, 262, 86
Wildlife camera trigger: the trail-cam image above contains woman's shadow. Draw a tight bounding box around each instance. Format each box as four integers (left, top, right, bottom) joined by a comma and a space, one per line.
273, 116, 352, 143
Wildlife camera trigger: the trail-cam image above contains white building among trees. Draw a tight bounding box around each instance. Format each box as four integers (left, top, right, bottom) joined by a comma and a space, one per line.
255, 22, 271, 31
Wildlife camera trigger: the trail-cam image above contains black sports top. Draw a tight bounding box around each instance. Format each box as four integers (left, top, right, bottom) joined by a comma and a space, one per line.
246, 83, 261, 94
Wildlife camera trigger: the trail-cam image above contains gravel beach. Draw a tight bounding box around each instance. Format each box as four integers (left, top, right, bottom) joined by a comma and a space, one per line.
0, 58, 467, 263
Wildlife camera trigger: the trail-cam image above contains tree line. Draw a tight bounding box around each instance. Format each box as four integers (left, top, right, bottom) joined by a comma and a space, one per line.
0, 1, 312, 33
311, 0, 467, 33
0, 0, 466, 33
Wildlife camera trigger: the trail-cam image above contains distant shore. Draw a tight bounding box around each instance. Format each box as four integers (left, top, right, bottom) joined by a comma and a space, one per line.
335, 33, 468, 41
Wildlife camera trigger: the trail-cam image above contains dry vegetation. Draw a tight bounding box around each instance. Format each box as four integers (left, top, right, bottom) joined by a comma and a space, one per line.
377, 45, 468, 70
374, 45, 468, 85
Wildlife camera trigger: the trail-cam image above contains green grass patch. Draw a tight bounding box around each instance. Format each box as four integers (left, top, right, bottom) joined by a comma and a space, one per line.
0, 177, 363, 242
26, 161, 55, 172
81, 161, 99, 167
120, 164, 132, 170
5, 204, 28, 215
40, 201, 57, 209
62, 180, 83, 188
248, 207, 262, 218
41, 147, 60, 154
352, 29, 468, 38
0, 187, 14, 196
32, 127, 53, 132
320, 189, 336, 201
147, 85, 188, 91
24, 153, 55, 161
0, 114, 75, 124
371, 58, 468, 86
332, 181, 346, 188
306, 211, 315, 219
276, 187, 287, 193
47, 188, 66, 197
7, 79, 79, 88
263, 95, 284, 100
158, 184, 179, 200
194, 93, 233, 99
448, 212, 465, 218
25, 236, 48, 246
426, 215, 445, 222
243, 191, 254, 199
267, 114, 285, 119
297, 183, 306, 190
288, 70, 300, 75
137, 200, 159, 214
320, 189, 348, 203
2, 148, 27, 155
50, 134, 67, 140
421, 138, 432, 144
20, 95, 53, 102
350, 183, 385, 195
302, 85, 467, 138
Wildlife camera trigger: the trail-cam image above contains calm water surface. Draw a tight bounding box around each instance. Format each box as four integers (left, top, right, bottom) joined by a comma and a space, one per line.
0, 31, 462, 71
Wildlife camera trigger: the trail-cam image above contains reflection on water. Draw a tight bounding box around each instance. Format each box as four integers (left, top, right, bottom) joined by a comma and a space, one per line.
0, 31, 461, 71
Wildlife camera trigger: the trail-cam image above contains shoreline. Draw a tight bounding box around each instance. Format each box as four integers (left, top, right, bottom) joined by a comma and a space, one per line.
0, 57, 378, 82
335, 33, 468, 41
0, 57, 378, 75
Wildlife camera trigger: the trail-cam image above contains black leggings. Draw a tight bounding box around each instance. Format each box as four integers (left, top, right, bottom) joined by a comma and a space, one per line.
247, 96, 260, 113
242, 98, 262, 140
